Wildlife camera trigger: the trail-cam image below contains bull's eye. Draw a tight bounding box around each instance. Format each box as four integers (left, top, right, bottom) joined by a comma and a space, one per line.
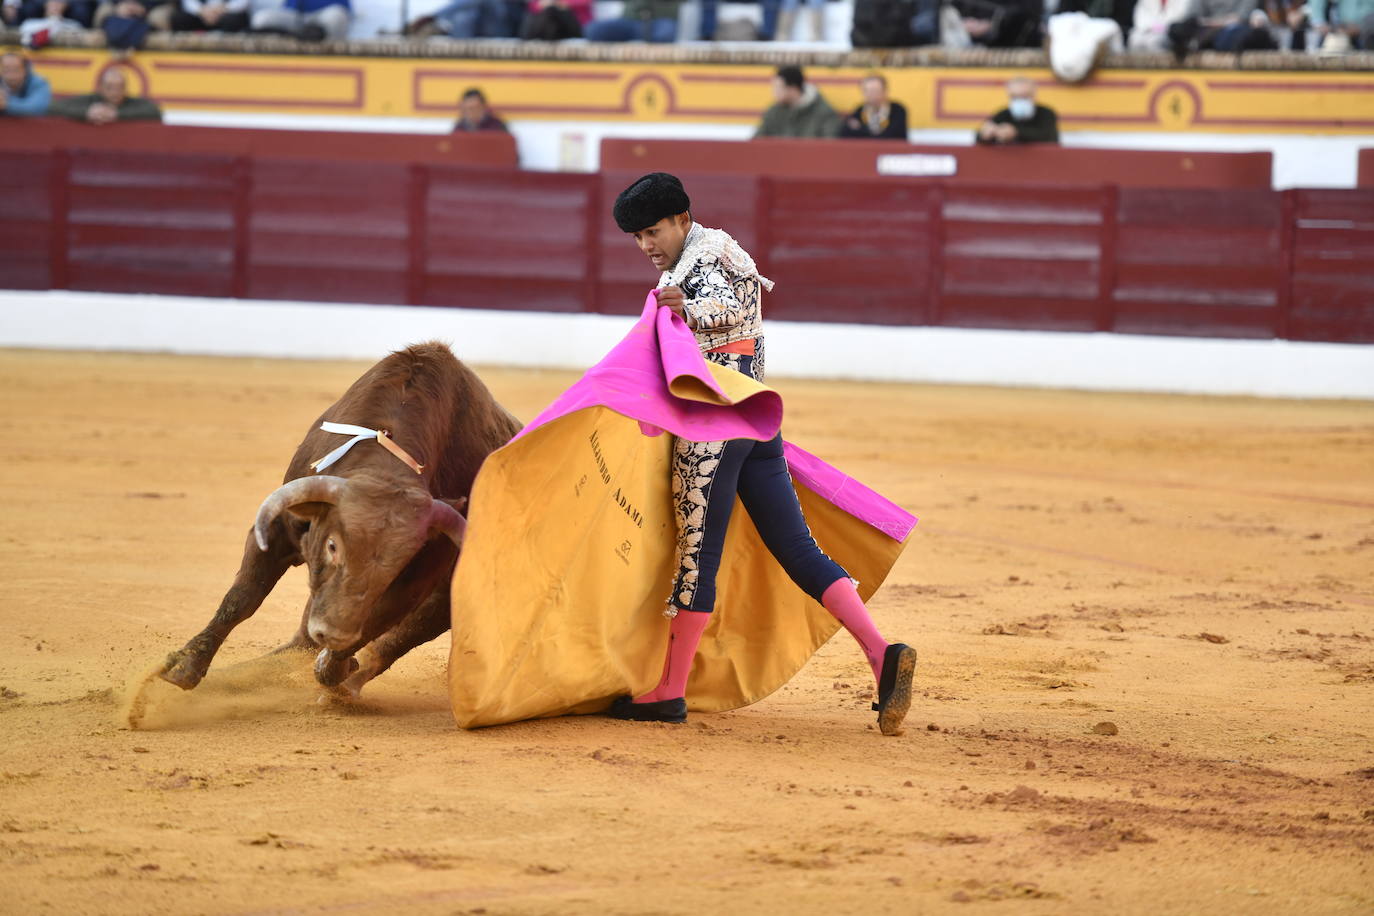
327, 537, 338, 559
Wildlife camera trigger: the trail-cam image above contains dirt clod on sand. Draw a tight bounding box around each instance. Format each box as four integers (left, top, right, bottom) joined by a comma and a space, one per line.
3, 349, 1373, 915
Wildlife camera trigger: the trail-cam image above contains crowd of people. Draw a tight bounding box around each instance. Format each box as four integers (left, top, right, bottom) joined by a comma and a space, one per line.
0, 0, 1368, 48
1, 0, 353, 47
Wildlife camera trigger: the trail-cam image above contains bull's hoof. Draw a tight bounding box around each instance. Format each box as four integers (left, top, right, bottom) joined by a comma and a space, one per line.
314, 649, 359, 687
158, 650, 208, 691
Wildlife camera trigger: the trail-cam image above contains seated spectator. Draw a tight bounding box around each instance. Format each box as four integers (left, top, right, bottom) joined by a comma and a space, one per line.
417, 0, 523, 37
4, 0, 94, 26
1309, 0, 1373, 47
1128, 0, 1197, 48
975, 76, 1059, 145
17, 0, 88, 46
94, 0, 173, 49
1266, 0, 1313, 49
453, 87, 507, 131
520, 0, 589, 38
775, 0, 826, 41
251, 0, 350, 40
700, 0, 786, 39
840, 73, 908, 139
584, 0, 681, 41
0, 51, 51, 117
958, 0, 1044, 45
1169, 0, 1277, 52
755, 64, 841, 138
48, 67, 162, 124
172, 0, 251, 31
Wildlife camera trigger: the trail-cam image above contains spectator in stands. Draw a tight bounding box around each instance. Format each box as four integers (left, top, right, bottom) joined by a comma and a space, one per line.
453, 87, 508, 131
1168, 0, 1277, 52
584, 0, 681, 41
172, 0, 251, 31
49, 67, 162, 124
251, 0, 350, 40
4, 0, 94, 27
421, 0, 522, 37
519, 0, 589, 38
975, 76, 1059, 144
699, 0, 787, 39
0, 51, 51, 117
755, 65, 841, 138
1128, 0, 1198, 49
840, 73, 908, 139
94, 0, 172, 49
959, 0, 1044, 45
1309, 0, 1373, 46
775, 0, 826, 40
15, 0, 89, 47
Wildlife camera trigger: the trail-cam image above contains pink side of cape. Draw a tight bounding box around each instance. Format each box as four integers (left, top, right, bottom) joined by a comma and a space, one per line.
517, 292, 917, 543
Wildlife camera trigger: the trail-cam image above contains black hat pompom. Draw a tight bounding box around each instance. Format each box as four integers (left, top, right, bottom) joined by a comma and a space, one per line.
613, 172, 691, 233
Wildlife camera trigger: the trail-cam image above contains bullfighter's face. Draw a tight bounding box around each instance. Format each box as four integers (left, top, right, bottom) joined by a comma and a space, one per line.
296, 479, 435, 651
630, 212, 691, 272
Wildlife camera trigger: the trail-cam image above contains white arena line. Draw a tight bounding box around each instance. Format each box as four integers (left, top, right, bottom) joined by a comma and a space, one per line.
1, 289, 1371, 400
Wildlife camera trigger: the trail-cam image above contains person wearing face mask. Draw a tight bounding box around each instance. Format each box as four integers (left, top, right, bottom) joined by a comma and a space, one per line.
975, 75, 1060, 145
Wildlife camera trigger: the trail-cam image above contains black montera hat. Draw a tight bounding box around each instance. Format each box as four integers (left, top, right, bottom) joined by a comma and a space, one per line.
613, 172, 691, 232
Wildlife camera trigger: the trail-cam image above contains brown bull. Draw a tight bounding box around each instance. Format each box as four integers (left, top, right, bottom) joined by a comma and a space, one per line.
160, 342, 522, 697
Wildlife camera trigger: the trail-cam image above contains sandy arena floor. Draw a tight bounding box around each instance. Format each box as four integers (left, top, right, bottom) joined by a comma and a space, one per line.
1, 347, 1371, 915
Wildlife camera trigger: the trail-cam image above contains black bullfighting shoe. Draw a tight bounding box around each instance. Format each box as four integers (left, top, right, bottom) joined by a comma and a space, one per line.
873, 643, 917, 736
607, 695, 688, 723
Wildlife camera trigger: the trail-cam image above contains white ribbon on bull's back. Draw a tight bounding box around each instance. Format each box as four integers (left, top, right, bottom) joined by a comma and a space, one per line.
310, 421, 424, 475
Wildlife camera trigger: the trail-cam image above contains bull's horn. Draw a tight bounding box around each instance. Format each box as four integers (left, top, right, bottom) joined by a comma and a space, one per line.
253, 475, 347, 551
427, 499, 467, 548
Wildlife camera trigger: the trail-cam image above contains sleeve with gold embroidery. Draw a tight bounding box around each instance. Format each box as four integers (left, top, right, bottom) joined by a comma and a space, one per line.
681, 255, 748, 330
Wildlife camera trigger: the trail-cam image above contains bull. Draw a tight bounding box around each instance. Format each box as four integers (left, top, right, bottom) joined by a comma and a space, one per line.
159, 342, 522, 697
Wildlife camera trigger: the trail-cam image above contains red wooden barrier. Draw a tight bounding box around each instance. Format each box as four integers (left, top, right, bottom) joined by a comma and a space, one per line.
4, 147, 1370, 345
1358, 149, 1374, 188
601, 138, 1275, 190
0, 119, 520, 168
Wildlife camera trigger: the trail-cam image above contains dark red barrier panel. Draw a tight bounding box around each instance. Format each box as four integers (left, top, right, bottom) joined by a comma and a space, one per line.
938, 184, 1108, 331
247, 159, 414, 305
420, 168, 599, 312
601, 139, 1274, 190
1112, 189, 1285, 338
0, 119, 519, 169
65, 149, 240, 298
6, 147, 1373, 346
1288, 190, 1374, 344
0, 151, 56, 291
763, 179, 936, 325
1359, 149, 1374, 188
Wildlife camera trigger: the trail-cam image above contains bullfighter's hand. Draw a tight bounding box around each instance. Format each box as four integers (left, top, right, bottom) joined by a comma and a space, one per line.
654, 286, 686, 317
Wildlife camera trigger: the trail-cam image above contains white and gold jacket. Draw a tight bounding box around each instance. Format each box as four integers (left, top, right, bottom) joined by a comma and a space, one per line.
656, 223, 774, 377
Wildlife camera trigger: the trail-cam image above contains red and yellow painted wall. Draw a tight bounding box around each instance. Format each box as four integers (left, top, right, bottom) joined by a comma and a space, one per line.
28, 48, 1374, 134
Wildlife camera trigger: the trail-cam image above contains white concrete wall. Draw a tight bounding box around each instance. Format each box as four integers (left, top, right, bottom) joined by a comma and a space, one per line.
2, 290, 1370, 399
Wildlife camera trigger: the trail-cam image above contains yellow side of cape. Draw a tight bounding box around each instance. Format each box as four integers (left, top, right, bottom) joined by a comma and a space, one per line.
448, 366, 907, 729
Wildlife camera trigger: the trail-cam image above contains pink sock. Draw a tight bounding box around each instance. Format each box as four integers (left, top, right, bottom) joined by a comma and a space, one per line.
635, 609, 711, 703
821, 578, 890, 684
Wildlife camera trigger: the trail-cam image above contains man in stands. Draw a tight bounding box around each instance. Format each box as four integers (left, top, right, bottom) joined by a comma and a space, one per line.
0, 51, 51, 117
755, 64, 841, 138
1309, 0, 1374, 47
3, 0, 94, 28
49, 67, 162, 124
453, 88, 508, 132
251, 0, 350, 40
584, 0, 681, 41
171, 0, 251, 31
840, 73, 908, 140
975, 75, 1059, 145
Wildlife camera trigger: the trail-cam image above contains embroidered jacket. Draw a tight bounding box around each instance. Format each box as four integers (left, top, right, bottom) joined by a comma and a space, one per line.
656, 223, 773, 364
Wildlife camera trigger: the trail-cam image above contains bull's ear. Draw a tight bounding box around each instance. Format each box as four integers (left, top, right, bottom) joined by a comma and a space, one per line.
284, 501, 332, 525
